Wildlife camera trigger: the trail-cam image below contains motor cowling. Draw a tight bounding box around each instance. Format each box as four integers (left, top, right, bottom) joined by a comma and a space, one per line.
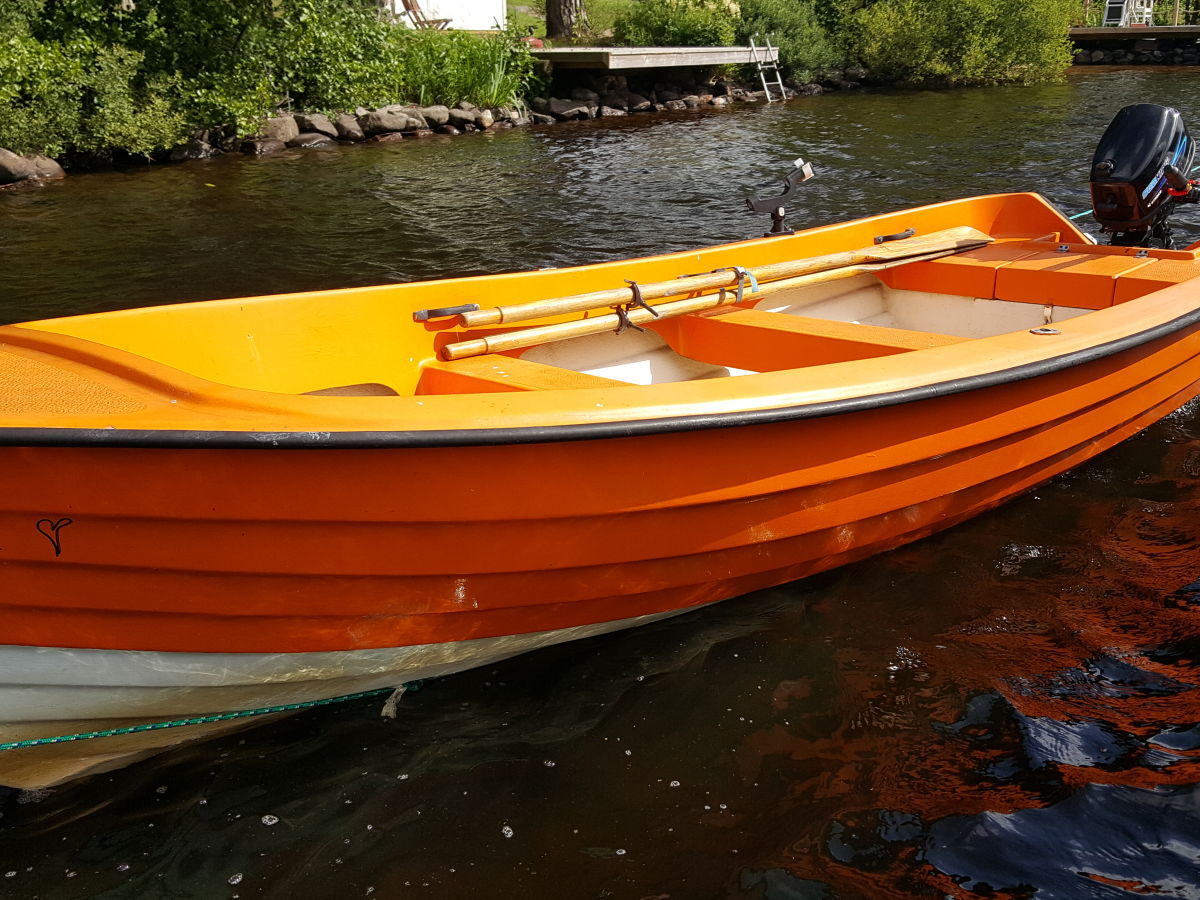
1089, 103, 1195, 247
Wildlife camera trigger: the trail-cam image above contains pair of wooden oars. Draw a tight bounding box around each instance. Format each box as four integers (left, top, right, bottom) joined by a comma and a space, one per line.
440, 226, 993, 361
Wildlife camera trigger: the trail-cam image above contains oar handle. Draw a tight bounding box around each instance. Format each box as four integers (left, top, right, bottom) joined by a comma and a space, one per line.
413, 303, 481, 322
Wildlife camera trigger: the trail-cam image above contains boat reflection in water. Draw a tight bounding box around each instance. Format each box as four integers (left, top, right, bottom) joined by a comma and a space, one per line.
735, 402, 1200, 898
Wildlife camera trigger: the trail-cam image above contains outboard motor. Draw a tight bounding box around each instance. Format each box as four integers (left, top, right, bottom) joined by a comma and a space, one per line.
1090, 103, 1200, 248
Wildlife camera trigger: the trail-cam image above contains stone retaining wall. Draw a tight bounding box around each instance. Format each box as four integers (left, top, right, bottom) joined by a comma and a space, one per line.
0, 70, 865, 186
1072, 37, 1200, 65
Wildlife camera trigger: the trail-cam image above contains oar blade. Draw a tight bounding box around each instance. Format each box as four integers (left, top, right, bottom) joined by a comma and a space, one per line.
861, 226, 994, 262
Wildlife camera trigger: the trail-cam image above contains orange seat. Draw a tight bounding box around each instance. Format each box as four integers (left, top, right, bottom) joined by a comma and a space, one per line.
879, 242, 1043, 299
995, 250, 1156, 309
1114, 257, 1200, 303
655, 308, 965, 373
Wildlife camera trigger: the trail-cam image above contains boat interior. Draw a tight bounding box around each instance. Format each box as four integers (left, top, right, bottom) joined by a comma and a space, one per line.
9, 193, 1200, 410
507, 236, 1200, 389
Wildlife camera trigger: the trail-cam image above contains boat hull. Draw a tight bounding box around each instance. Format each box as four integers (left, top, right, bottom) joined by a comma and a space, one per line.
5, 192, 1200, 786
1, 322, 1198, 787
3, 321, 1199, 653
0, 610, 685, 788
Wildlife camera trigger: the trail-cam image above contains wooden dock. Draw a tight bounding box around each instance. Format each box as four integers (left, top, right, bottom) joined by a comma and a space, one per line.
1070, 24, 1200, 40
529, 46, 777, 71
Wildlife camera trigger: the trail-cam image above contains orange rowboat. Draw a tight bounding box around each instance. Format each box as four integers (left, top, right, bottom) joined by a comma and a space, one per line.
3, 191, 1200, 787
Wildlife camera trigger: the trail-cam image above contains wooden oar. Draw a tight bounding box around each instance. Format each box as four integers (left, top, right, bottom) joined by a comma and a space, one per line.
457, 226, 993, 328
441, 246, 968, 361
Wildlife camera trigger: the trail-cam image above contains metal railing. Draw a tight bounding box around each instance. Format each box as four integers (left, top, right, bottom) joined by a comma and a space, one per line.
1078, 0, 1200, 25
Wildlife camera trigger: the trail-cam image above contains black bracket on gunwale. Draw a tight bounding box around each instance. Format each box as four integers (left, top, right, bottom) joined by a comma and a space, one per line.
746, 159, 815, 237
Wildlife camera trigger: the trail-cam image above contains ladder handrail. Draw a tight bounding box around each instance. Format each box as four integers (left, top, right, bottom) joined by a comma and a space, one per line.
752, 33, 786, 103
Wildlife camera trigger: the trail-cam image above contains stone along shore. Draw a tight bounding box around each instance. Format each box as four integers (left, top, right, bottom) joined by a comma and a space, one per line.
184, 76, 852, 161
0, 71, 866, 185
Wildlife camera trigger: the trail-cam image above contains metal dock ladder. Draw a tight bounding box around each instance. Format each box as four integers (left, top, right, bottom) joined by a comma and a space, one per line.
750, 35, 786, 102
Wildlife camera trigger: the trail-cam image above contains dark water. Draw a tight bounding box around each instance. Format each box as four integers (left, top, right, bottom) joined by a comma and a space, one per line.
3, 68, 1200, 899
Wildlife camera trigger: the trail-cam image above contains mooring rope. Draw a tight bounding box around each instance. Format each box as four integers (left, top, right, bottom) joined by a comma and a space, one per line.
0, 684, 414, 751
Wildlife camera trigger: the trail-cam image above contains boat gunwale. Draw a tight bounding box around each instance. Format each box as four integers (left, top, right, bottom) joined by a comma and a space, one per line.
2, 302, 1199, 449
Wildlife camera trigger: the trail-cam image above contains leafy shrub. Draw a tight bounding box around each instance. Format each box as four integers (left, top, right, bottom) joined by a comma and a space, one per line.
612, 0, 737, 46
576, 0, 630, 40
847, 0, 1075, 87
0, 33, 84, 156
0, 29, 185, 157
391, 28, 538, 109
75, 46, 186, 157
0, 0, 536, 158
735, 0, 843, 82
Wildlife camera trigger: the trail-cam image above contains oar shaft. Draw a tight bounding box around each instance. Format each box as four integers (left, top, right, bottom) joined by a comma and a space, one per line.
457, 227, 991, 327
441, 255, 938, 361
460, 269, 743, 327
445, 294, 730, 360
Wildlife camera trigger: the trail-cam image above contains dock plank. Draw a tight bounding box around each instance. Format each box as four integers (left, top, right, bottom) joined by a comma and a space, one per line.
530, 46, 777, 70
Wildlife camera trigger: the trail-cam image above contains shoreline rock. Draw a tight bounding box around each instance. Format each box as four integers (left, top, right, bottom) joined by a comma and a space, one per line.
289, 132, 337, 149
0, 148, 65, 186
333, 113, 365, 142
260, 116, 300, 144
1, 69, 872, 183
295, 113, 338, 139
1072, 40, 1200, 66
241, 138, 287, 156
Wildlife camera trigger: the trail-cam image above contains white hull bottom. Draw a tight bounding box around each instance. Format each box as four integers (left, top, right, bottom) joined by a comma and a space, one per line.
0, 609, 687, 789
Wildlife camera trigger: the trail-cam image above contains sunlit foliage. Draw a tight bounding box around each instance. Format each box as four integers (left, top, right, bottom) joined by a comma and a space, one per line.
0, 0, 536, 157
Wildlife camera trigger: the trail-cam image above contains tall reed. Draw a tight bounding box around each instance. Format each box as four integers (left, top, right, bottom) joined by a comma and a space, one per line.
391, 29, 537, 109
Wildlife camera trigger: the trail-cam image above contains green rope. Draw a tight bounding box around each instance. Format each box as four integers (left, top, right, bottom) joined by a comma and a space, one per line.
0, 683, 414, 751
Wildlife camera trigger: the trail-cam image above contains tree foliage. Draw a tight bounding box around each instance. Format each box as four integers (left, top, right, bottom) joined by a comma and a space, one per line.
612, 0, 737, 47
735, 0, 843, 82
840, 0, 1075, 87
0, 0, 536, 157
610, 0, 1074, 88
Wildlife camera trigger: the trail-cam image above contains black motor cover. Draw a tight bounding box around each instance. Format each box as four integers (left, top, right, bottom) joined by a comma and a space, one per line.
1089, 103, 1193, 235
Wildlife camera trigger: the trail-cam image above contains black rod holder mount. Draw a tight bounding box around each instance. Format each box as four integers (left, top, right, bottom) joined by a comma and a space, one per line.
746, 159, 815, 237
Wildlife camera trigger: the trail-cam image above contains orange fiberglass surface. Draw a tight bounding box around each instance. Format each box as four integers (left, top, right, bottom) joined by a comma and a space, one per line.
3, 191, 1200, 787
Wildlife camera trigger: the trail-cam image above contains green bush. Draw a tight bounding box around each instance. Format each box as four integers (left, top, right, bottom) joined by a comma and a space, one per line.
847, 0, 1075, 87
0, 0, 537, 159
735, 0, 843, 82
75, 46, 187, 157
0, 30, 185, 157
391, 29, 538, 109
612, 0, 737, 46
0, 33, 84, 156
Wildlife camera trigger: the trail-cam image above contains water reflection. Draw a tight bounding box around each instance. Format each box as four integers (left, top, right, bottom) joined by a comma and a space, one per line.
2, 69, 1200, 898
726, 401, 1200, 898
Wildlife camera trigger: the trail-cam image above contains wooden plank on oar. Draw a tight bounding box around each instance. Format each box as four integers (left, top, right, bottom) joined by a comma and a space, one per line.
441, 246, 970, 361
458, 227, 994, 328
